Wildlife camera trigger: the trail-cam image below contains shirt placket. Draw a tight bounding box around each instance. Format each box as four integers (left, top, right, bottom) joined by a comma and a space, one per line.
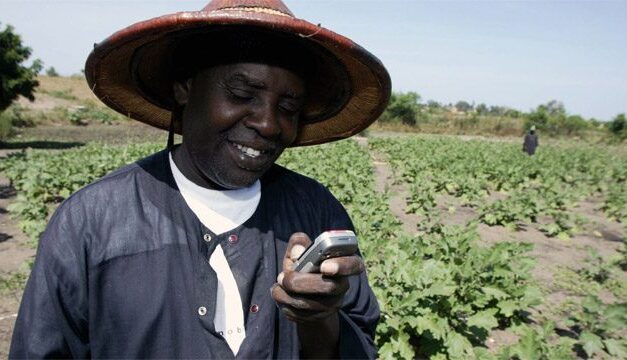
194, 225, 242, 358
195, 225, 220, 333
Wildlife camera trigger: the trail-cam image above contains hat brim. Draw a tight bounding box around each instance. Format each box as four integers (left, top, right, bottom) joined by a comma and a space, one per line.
85, 8, 391, 146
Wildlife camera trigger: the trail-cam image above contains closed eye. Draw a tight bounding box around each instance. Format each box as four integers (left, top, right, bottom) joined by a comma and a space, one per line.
227, 87, 254, 101
279, 101, 301, 115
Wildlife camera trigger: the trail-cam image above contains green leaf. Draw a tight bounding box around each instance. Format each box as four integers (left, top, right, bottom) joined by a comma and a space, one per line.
59, 188, 71, 198
604, 338, 627, 358
473, 347, 497, 360
482, 286, 508, 300
557, 232, 571, 241
395, 331, 415, 360
580, 331, 605, 357
512, 326, 541, 360
522, 286, 543, 306
425, 282, 456, 296
603, 304, 627, 332
413, 314, 448, 340
445, 331, 474, 359
497, 300, 518, 317
484, 214, 497, 225
467, 309, 499, 331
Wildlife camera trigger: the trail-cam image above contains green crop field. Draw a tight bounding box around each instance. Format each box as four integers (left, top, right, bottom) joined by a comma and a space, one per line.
1, 135, 625, 359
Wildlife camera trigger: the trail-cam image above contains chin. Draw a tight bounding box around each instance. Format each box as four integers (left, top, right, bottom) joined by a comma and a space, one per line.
213, 173, 260, 190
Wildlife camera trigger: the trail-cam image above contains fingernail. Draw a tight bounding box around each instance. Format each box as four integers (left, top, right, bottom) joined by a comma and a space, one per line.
277, 272, 284, 285
290, 245, 306, 260
320, 261, 339, 275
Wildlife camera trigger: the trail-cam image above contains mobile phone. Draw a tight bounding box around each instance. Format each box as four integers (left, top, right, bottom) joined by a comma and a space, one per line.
293, 230, 358, 273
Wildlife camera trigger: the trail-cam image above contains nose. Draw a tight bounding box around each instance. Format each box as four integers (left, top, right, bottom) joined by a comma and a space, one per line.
245, 102, 281, 138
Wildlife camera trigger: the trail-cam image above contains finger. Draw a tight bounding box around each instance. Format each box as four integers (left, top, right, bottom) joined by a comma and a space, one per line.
290, 244, 306, 262
283, 233, 312, 271
281, 271, 349, 296
282, 307, 337, 323
271, 285, 340, 323
271, 284, 344, 312
319, 255, 365, 276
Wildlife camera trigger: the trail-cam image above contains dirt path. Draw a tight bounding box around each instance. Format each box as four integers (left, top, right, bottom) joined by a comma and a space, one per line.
0, 151, 36, 357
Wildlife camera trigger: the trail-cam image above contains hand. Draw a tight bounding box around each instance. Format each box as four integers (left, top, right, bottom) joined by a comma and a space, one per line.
271, 232, 365, 358
271, 232, 365, 323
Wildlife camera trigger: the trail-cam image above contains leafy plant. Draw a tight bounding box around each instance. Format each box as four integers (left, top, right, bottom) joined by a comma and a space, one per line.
45, 66, 59, 77
41, 88, 77, 101
498, 322, 576, 360
578, 249, 611, 284
378, 91, 422, 126
370, 136, 625, 239
0, 104, 35, 139
564, 296, 627, 359
0, 143, 162, 243
2, 135, 624, 359
64, 104, 126, 125
0, 259, 33, 294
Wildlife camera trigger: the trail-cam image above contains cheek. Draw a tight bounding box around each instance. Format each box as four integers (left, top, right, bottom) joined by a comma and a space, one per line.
281, 118, 300, 145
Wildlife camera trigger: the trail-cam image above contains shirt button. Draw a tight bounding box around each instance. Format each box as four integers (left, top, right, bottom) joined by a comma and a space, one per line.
198, 306, 207, 316
250, 304, 259, 313
203, 234, 212, 242
228, 234, 238, 244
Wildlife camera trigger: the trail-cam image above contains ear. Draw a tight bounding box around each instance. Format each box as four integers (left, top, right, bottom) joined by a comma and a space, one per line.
173, 78, 193, 106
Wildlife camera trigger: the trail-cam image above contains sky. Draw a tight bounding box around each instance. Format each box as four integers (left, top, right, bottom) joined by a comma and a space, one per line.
1, 0, 626, 121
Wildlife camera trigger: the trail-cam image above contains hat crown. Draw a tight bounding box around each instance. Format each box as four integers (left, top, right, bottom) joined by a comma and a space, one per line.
202, 0, 294, 17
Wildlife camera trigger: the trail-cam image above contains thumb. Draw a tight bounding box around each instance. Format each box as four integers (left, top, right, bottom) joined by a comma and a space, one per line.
283, 232, 312, 271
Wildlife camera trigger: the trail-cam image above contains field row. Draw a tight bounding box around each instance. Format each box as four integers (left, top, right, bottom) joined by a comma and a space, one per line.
1, 136, 625, 358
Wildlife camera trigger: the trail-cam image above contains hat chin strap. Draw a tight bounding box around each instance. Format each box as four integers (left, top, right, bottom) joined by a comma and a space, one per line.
167, 108, 182, 150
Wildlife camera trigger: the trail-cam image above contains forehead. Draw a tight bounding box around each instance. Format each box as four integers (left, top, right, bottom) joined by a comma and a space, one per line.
194, 62, 306, 91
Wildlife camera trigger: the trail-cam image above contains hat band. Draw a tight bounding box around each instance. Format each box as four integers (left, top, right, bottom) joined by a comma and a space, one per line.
218, 6, 291, 17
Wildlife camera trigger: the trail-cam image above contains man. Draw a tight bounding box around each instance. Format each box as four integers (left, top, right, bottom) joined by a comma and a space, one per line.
523, 125, 539, 155
10, 0, 391, 358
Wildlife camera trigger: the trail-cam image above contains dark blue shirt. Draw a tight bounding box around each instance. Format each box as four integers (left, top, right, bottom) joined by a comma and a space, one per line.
10, 150, 379, 359
523, 132, 539, 155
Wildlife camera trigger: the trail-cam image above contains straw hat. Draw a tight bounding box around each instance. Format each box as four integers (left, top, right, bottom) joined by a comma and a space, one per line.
85, 0, 391, 146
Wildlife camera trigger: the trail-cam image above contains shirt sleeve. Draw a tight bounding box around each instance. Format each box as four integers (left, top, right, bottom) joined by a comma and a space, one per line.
9, 200, 90, 358
321, 187, 380, 359
337, 273, 380, 359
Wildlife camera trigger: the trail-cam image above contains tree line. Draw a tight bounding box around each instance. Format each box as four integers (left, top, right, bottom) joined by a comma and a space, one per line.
380, 91, 625, 140
1, 23, 625, 141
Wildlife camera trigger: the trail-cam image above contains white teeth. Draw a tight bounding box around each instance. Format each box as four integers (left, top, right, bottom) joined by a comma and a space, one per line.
235, 143, 262, 158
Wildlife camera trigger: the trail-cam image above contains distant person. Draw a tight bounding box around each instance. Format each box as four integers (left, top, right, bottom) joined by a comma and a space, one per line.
523, 126, 539, 155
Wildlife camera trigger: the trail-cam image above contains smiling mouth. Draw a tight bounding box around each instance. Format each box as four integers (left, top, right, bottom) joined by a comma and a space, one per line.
233, 142, 266, 159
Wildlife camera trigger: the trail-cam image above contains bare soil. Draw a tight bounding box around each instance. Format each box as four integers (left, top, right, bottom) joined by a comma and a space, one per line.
362, 136, 625, 353
0, 153, 35, 358
9, 122, 169, 147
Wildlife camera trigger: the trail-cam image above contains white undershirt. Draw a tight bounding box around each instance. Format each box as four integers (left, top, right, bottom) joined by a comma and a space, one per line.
169, 153, 261, 355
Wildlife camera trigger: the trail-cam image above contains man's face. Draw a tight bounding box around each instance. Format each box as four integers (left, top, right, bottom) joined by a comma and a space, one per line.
174, 62, 306, 189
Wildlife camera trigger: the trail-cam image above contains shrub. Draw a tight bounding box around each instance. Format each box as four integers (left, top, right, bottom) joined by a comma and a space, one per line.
45, 66, 59, 77
65, 104, 126, 125
0, 110, 13, 140
0, 104, 35, 139
525, 109, 549, 132
379, 92, 421, 126
41, 88, 77, 101
608, 113, 626, 140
